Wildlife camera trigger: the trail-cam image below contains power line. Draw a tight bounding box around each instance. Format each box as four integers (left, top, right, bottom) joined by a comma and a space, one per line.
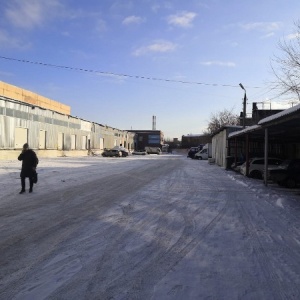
0, 55, 261, 89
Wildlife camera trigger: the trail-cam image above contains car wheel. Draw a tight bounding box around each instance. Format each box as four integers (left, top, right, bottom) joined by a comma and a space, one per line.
286, 178, 296, 188
250, 170, 262, 179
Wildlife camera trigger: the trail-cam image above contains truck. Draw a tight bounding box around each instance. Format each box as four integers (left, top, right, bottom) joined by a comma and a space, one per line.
194, 143, 212, 160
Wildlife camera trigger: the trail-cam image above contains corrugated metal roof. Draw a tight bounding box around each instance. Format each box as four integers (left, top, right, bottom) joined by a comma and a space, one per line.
182, 134, 206, 137
228, 104, 300, 138
228, 125, 261, 138
211, 125, 243, 137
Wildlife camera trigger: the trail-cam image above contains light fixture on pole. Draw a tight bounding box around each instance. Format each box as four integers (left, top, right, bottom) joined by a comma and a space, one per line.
239, 83, 247, 128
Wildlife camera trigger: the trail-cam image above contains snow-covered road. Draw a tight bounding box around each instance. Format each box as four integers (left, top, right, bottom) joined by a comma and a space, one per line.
1, 153, 300, 299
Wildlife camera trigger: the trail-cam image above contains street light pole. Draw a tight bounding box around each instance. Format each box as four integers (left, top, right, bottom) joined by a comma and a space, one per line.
239, 83, 247, 128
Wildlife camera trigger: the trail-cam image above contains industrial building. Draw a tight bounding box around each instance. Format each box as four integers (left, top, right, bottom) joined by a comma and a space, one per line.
181, 134, 212, 148
127, 117, 164, 151
0, 81, 135, 160
127, 130, 164, 151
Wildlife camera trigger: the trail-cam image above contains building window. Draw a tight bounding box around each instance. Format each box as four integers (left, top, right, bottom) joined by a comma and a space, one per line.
148, 135, 160, 144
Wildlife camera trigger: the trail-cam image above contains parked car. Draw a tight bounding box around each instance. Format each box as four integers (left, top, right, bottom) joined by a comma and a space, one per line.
132, 150, 147, 155
145, 147, 161, 154
240, 157, 283, 179
231, 161, 244, 173
187, 147, 200, 159
102, 149, 122, 157
268, 159, 300, 188
112, 146, 129, 157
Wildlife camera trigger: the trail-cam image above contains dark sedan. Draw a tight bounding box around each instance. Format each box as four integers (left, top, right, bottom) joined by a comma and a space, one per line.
102, 149, 122, 157
187, 147, 200, 159
268, 159, 300, 188
112, 146, 129, 157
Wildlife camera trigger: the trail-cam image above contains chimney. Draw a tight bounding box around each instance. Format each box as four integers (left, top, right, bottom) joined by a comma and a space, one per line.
252, 102, 258, 111
152, 115, 156, 130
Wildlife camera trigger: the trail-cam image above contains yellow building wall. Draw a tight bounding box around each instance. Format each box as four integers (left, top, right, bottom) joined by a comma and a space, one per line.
0, 81, 71, 115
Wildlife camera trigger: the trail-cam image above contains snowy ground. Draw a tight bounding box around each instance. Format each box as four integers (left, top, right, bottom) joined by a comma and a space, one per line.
1, 152, 300, 299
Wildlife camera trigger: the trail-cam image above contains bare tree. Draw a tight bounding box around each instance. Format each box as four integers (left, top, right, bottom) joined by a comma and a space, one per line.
271, 21, 300, 100
205, 109, 240, 134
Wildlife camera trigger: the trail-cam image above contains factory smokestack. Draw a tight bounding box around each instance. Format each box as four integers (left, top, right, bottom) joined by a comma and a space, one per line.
152, 115, 156, 130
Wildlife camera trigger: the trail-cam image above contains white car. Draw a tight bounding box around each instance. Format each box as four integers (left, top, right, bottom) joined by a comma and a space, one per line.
112, 146, 129, 157
240, 157, 283, 179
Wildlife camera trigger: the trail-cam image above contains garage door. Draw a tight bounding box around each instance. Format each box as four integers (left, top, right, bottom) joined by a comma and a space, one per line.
14, 128, 28, 149
39, 130, 46, 149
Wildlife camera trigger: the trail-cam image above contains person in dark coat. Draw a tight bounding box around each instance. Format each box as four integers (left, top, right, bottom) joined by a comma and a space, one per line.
18, 143, 39, 194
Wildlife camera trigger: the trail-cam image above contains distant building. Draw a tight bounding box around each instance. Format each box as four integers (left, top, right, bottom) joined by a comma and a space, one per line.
181, 134, 212, 148
251, 102, 283, 124
127, 130, 164, 150
239, 102, 284, 127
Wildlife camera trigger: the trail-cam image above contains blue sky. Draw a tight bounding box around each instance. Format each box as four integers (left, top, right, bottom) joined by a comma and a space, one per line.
1, 0, 300, 139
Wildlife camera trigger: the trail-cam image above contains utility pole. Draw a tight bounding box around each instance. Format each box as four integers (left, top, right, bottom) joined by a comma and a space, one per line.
239, 83, 247, 128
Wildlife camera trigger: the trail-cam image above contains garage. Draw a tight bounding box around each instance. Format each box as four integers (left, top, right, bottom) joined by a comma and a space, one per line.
228, 104, 300, 185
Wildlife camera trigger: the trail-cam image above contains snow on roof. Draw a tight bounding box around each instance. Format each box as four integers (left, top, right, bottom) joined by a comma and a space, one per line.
182, 134, 205, 137
258, 103, 300, 125
229, 104, 300, 138
211, 125, 243, 136
228, 124, 261, 138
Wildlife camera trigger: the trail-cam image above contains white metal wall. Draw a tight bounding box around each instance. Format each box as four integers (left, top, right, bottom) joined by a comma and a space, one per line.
212, 130, 227, 168
0, 97, 135, 153
14, 127, 27, 149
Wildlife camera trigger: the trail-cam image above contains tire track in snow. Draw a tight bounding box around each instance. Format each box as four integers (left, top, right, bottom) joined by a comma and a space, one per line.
238, 195, 300, 298
82, 166, 194, 298
115, 198, 229, 300
227, 172, 300, 297
95, 168, 230, 300
57, 161, 223, 299
45, 158, 186, 299
235, 193, 291, 300
2, 159, 181, 300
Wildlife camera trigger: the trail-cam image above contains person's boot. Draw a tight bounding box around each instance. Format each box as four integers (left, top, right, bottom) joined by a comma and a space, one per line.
19, 189, 25, 194
29, 187, 33, 193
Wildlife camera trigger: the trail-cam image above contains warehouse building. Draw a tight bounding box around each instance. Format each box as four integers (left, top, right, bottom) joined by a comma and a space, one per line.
0, 81, 135, 160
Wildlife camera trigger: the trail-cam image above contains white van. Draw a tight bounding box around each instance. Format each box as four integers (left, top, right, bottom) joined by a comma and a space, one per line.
194, 143, 212, 160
